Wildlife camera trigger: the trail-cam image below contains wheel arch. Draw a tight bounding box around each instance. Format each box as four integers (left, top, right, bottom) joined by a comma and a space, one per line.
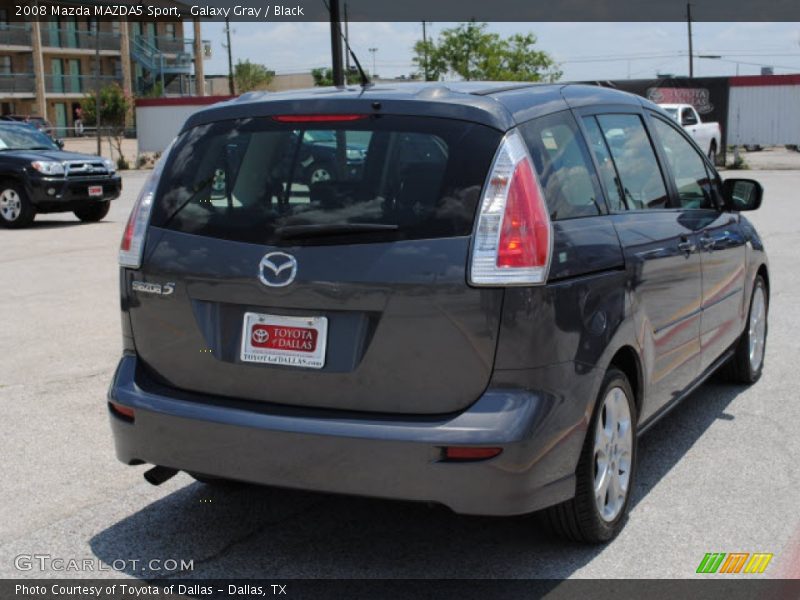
756, 263, 770, 300
607, 345, 643, 416
0, 172, 25, 187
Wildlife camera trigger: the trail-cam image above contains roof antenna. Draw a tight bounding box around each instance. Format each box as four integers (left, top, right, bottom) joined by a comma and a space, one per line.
324, 0, 371, 86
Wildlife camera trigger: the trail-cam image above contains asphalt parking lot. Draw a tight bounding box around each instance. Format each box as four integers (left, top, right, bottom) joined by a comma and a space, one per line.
1, 168, 799, 580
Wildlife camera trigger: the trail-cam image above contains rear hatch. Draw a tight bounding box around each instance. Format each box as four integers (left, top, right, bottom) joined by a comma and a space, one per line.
126, 112, 506, 415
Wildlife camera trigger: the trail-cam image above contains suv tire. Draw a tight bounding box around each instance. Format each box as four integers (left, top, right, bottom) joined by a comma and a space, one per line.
74, 202, 111, 222
0, 181, 35, 228
188, 471, 242, 487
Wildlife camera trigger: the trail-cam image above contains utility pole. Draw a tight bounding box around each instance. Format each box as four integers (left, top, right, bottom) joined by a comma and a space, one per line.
369, 47, 377, 79
422, 21, 428, 81
687, 2, 694, 78
94, 19, 101, 156
224, 18, 234, 95
329, 0, 344, 86
344, 2, 350, 84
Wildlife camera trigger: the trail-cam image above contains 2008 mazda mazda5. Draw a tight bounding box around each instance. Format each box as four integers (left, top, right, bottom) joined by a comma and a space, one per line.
109, 82, 768, 542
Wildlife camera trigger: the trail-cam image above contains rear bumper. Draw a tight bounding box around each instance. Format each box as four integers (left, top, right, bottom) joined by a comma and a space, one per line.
108, 354, 584, 516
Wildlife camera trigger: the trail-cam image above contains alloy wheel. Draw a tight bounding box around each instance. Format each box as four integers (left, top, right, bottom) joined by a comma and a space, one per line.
0, 188, 21, 222
593, 386, 633, 522
748, 284, 767, 373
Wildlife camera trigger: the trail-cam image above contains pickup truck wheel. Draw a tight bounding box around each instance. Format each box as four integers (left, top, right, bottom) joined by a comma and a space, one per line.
540, 368, 637, 543
724, 276, 768, 384
0, 182, 35, 228
73, 202, 110, 222
708, 143, 717, 165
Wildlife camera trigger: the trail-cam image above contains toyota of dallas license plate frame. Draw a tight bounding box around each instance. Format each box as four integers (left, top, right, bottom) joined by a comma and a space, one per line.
88, 185, 103, 197
240, 312, 328, 369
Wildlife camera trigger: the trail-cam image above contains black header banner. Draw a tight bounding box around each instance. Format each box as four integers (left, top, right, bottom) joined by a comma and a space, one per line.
1, 0, 800, 22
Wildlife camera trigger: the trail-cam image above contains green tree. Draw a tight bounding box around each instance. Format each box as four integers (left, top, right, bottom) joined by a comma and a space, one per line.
82, 83, 132, 169
412, 38, 447, 81
234, 59, 274, 93
311, 67, 334, 87
412, 22, 561, 83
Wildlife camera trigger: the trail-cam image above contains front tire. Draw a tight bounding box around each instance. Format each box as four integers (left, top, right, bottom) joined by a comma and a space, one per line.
0, 182, 35, 228
308, 163, 333, 185
74, 202, 110, 223
725, 275, 768, 384
542, 368, 637, 543
708, 143, 717, 165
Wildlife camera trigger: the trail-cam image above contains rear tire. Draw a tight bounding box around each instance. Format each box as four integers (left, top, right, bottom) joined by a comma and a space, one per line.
708, 143, 717, 165
74, 202, 110, 222
724, 276, 768, 384
541, 368, 637, 543
0, 182, 35, 228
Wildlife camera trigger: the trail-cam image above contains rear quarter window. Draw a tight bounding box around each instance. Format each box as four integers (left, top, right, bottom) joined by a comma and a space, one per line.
519, 111, 604, 221
151, 115, 501, 246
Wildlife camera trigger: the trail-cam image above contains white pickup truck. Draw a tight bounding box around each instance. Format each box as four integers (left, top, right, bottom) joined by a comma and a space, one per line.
659, 104, 722, 164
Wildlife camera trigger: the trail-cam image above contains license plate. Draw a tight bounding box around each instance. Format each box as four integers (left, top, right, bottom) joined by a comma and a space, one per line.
240, 312, 328, 369
88, 185, 103, 197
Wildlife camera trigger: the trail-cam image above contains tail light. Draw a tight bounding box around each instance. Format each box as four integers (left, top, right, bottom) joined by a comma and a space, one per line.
119, 141, 174, 268
469, 130, 551, 286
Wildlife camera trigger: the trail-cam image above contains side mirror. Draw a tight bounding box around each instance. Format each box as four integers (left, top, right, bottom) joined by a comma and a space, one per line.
56, 139, 64, 150
723, 178, 763, 211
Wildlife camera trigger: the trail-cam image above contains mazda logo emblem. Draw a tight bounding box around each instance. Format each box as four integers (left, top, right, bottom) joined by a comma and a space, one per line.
258, 252, 298, 288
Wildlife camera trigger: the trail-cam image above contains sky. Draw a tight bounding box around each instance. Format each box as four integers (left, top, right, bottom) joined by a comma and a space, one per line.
199, 21, 800, 82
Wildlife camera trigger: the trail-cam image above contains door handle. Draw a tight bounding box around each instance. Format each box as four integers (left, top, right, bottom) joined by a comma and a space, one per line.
678, 239, 696, 256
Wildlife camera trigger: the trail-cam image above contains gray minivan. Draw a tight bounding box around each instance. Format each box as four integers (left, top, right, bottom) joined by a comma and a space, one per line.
109, 83, 768, 542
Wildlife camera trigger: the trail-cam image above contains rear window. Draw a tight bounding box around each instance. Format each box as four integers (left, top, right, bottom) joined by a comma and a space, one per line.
151, 115, 501, 245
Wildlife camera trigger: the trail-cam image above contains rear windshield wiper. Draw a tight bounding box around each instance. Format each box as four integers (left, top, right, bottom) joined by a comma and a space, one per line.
275, 223, 399, 240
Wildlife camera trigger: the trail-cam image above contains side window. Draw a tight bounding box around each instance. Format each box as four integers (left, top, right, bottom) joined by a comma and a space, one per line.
582, 116, 624, 212
595, 114, 669, 210
520, 111, 603, 221
681, 107, 698, 126
651, 117, 715, 210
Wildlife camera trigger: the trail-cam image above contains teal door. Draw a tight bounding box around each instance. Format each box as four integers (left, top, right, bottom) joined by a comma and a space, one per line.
54, 103, 67, 135
145, 22, 156, 47
64, 18, 78, 48
47, 20, 59, 46
51, 59, 63, 93
67, 59, 80, 94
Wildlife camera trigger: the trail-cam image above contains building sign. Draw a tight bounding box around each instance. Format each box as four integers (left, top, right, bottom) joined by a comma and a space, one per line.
645, 87, 714, 114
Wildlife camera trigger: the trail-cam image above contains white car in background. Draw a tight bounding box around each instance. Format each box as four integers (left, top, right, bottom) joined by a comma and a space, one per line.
659, 103, 722, 164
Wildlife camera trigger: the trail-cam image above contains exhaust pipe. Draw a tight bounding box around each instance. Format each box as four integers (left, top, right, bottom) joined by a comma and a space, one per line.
144, 465, 178, 486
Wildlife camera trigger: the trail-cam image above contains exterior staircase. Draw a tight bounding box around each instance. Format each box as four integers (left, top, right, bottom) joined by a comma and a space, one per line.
130, 35, 193, 96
